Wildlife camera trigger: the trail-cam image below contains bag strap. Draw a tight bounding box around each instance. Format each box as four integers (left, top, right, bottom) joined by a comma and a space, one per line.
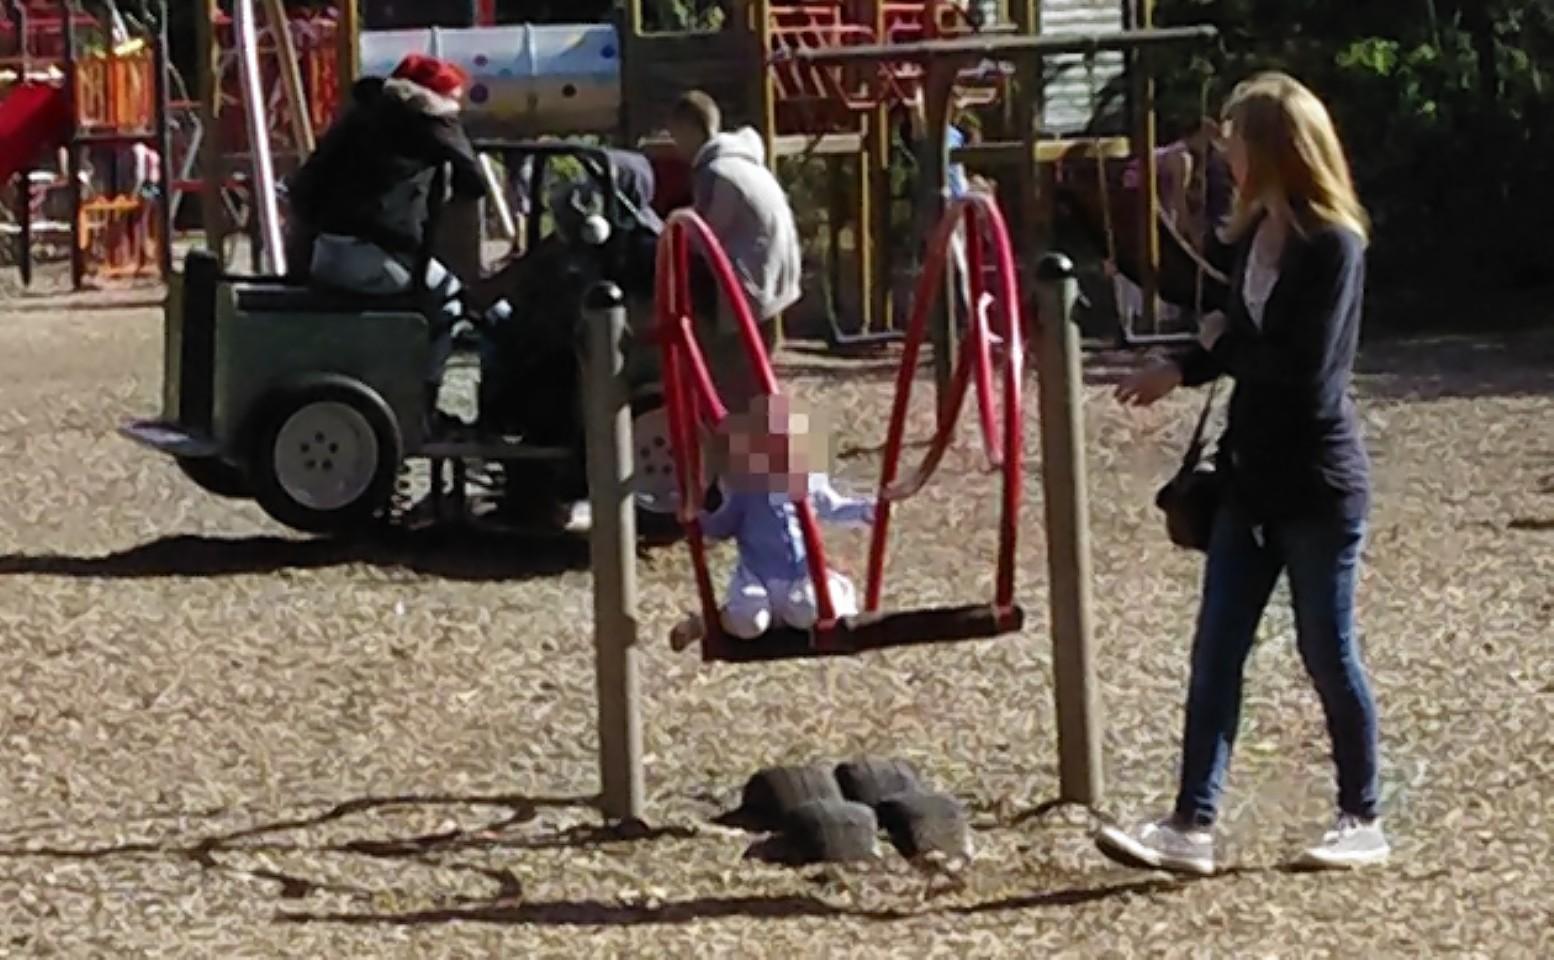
1182, 378, 1221, 470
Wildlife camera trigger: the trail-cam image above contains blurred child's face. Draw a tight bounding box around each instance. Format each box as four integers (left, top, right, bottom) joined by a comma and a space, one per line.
723, 396, 821, 496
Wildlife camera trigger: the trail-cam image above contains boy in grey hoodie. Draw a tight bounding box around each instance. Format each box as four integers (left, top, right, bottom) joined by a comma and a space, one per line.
668, 91, 803, 413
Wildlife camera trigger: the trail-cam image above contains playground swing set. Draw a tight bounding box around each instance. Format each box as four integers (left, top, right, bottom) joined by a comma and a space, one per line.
655, 192, 1025, 663
581, 21, 1222, 819
103, 0, 1224, 823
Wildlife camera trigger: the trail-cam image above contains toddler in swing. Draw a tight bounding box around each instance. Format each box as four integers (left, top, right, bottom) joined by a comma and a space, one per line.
670, 394, 877, 650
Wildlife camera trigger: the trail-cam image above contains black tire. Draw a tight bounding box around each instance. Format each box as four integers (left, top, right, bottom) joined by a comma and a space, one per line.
834, 757, 924, 809
246, 376, 404, 537
738, 763, 845, 833
782, 799, 882, 864
175, 456, 251, 499
876, 791, 974, 863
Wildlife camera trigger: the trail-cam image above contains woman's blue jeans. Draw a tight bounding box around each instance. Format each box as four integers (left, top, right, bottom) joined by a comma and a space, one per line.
1174, 499, 1381, 827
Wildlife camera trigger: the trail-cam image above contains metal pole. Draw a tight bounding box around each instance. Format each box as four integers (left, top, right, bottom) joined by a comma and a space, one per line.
582, 281, 645, 823
479, 153, 517, 240
233, 0, 286, 274
152, 0, 174, 279
63, 3, 84, 289
918, 64, 958, 420
1033, 252, 1103, 805
1135, 0, 1161, 333
18, 166, 32, 288
196, 0, 226, 261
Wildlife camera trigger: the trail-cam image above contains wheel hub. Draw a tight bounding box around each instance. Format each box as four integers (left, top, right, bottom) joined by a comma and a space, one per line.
272, 401, 380, 511
632, 405, 683, 513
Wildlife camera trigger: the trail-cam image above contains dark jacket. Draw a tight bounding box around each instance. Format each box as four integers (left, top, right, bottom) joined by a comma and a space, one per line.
1176, 217, 1371, 523
287, 76, 484, 257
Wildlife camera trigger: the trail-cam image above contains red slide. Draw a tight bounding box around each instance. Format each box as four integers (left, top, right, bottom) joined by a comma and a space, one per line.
0, 83, 72, 185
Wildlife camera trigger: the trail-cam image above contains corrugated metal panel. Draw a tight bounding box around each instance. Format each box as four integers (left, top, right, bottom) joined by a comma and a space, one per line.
1039, 0, 1125, 134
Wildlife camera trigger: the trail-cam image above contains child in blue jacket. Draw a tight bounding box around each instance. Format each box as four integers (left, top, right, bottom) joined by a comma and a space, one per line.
671, 395, 876, 649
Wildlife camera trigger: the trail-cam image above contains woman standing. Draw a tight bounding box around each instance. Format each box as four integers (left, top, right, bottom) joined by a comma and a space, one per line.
1099, 72, 1387, 875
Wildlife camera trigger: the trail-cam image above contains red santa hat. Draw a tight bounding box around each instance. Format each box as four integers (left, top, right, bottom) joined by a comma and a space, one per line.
391, 53, 468, 105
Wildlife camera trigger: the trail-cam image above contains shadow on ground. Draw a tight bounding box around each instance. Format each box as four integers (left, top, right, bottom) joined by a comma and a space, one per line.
0, 792, 606, 903
275, 877, 1185, 928
1357, 331, 1554, 402
0, 781, 1200, 929
0, 528, 598, 582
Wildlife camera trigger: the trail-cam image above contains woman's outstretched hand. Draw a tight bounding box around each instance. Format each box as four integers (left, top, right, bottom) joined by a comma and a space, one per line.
1115, 359, 1183, 407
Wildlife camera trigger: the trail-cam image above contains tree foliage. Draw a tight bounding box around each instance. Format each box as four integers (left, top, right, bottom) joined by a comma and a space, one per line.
1153, 0, 1554, 286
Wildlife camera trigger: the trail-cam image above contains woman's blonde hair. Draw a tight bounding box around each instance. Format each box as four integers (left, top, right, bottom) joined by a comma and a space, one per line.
1221, 72, 1369, 245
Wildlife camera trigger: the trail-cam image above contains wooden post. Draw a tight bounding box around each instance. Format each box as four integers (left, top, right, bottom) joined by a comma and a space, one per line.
1134, 0, 1161, 333
582, 281, 646, 822
196, 0, 226, 260
1033, 252, 1103, 806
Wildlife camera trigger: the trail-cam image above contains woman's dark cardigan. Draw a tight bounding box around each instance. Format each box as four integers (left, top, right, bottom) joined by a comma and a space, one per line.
1175, 217, 1371, 524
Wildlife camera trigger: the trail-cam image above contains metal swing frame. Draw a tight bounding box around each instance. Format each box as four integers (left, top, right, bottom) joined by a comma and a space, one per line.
654, 193, 1025, 663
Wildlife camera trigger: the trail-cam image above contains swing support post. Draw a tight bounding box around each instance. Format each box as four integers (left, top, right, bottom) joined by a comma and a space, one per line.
1034, 253, 1103, 805
583, 281, 646, 822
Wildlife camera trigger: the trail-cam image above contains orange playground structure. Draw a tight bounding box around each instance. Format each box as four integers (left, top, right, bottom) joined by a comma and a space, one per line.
0, 0, 172, 287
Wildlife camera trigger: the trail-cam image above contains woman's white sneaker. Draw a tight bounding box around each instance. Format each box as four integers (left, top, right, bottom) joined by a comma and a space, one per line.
1094, 816, 1217, 876
1294, 814, 1390, 870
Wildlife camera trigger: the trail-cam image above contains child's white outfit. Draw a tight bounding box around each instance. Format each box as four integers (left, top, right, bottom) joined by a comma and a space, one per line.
698, 473, 875, 639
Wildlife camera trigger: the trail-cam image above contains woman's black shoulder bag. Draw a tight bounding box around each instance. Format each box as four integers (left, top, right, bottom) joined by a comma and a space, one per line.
1154, 379, 1224, 552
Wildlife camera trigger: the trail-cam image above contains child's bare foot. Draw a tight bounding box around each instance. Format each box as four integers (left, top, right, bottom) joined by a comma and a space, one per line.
669, 613, 706, 652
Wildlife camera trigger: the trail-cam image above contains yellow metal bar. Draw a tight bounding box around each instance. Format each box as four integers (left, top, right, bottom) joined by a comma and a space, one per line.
950, 136, 1132, 165
262, 0, 315, 156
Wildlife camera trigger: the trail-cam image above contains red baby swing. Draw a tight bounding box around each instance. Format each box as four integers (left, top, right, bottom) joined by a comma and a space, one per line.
654, 192, 1027, 663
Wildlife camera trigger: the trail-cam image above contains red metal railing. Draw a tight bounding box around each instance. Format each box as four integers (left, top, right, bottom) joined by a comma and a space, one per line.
766, 0, 1008, 126
866, 190, 1022, 613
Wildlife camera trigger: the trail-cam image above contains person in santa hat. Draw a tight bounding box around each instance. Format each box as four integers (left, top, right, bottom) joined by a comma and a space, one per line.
286, 52, 490, 427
